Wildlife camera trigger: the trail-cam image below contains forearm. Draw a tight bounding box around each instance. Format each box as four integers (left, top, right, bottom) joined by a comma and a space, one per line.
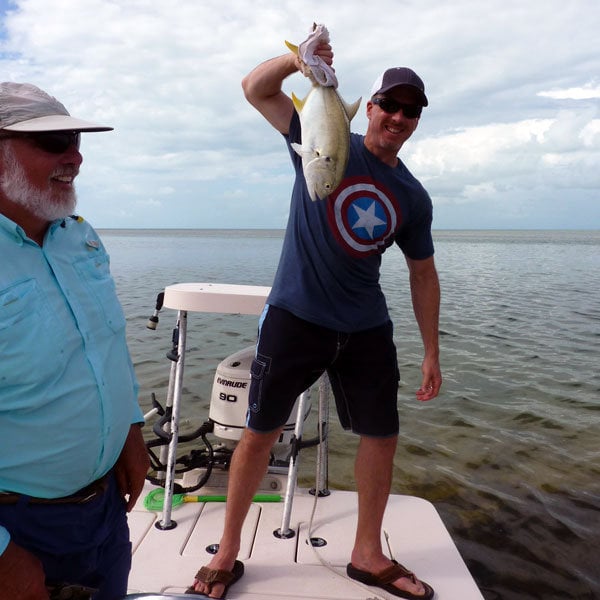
406, 256, 442, 400
114, 423, 150, 512
0, 542, 48, 599
410, 265, 440, 359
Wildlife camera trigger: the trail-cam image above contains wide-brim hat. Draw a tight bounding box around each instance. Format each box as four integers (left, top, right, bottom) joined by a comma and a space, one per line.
0, 82, 113, 132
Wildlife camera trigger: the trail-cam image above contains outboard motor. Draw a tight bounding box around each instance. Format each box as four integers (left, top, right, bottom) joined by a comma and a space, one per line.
209, 346, 311, 464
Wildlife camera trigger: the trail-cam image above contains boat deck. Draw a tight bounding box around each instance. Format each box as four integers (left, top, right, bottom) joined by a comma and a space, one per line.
128, 283, 483, 598
127, 482, 484, 599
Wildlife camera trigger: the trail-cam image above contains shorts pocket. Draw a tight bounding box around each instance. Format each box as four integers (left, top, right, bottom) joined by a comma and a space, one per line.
249, 354, 270, 414
250, 354, 268, 379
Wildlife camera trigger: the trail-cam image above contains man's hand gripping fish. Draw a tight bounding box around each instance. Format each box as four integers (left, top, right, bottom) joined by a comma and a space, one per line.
285, 24, 361, 201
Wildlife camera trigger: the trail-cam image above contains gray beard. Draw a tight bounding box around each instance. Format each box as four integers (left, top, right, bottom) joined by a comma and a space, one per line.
0, 145, 77, 222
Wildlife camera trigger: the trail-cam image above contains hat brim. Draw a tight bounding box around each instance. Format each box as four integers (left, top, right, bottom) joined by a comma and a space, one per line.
2, 115, 113, 133
376, 83, 428, 107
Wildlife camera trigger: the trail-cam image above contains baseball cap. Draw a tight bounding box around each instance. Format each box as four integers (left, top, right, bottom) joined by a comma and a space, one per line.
0, 82, 113, 132
370, 67, 428, 107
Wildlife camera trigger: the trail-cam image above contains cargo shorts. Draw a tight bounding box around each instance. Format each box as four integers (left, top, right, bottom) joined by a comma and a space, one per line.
248, 305, 400, 437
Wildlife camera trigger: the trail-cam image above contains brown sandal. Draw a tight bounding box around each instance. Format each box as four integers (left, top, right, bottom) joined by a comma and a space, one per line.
185, 560, 244, 598
346, 559, 434, 600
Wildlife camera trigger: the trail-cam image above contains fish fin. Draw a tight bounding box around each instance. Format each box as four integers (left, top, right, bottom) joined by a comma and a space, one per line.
285, 40, 299, 55
291, 92, 306, 113
290, 142, 304, 157
343, 97, 362, 121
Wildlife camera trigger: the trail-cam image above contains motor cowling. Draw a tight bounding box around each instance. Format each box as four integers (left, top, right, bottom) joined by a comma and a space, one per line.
209, 347, 310, 460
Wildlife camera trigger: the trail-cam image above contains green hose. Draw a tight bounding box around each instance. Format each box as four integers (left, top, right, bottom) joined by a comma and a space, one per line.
143, 487, 281, 511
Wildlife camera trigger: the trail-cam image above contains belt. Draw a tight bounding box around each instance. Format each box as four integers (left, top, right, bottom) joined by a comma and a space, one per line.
0, 474, 110, 506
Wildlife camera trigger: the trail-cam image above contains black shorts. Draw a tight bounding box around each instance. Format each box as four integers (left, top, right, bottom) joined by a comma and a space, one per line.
248, 305, 400, 437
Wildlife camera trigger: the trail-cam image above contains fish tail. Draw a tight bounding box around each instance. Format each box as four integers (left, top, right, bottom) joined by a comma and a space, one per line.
284, 40, 299, 55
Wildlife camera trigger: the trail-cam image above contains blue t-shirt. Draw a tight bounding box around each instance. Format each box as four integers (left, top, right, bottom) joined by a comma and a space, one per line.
0, 214, 143, 553
267, 112, 434, 332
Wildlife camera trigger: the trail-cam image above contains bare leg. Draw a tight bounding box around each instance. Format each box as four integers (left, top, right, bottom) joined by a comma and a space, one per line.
350, 435, 429, 597
190, 427, 282, 598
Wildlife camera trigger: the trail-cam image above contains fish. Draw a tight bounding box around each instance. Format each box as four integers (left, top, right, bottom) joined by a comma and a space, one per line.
285, 25, 361, 201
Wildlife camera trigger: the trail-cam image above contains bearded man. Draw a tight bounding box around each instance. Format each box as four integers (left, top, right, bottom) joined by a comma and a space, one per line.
0, 82, 149, 600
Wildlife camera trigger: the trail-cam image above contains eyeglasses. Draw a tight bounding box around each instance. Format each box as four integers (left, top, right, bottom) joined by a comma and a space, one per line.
371, 97, 422, 119
0, 131, 81, 154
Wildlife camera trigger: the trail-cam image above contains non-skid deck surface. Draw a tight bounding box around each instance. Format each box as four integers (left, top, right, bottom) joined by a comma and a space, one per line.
127, 484, 484, 599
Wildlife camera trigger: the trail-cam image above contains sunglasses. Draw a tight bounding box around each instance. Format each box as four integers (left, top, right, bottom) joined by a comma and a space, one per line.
0, 131, 81, 154
371, 97, 422, 119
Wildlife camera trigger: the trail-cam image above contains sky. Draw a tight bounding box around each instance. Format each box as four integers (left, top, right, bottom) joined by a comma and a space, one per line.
0, 0, 599, 230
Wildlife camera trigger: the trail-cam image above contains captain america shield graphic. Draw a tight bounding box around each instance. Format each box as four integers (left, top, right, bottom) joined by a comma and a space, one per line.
328, 177, 402, 257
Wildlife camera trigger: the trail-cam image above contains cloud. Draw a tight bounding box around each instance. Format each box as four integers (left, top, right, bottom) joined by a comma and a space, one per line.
539, 82, 600, 100
1, 0, 599, 229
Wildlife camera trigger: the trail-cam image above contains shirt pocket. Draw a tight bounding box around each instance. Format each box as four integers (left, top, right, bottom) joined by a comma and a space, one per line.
0, 278, 65, 391
72, 252, 127, 335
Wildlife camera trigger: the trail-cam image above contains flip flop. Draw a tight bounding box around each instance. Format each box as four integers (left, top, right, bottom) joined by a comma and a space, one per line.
346, 560, 434, 600
185, 559, 244, 598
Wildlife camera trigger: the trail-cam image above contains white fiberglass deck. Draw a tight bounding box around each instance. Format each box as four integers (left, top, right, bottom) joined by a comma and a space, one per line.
129, 283, 483, 598
127, 482, 484, 599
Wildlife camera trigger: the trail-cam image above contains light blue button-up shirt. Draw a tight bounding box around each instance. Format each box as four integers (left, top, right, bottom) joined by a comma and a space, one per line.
0, 213, 144, 554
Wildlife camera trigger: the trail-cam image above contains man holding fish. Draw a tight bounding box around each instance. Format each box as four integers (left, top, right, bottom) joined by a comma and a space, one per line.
188, 25, 440, 600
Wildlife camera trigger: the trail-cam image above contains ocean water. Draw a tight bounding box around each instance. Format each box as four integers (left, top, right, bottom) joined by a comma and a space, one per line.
101, 228, 600, 600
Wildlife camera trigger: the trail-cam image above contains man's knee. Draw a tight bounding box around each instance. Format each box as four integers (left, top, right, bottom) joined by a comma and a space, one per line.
239, 427, 284, 457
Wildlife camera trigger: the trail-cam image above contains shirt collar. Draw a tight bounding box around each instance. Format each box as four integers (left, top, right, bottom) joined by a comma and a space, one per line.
0, 212, 27, 245
0, 212, 68, 245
